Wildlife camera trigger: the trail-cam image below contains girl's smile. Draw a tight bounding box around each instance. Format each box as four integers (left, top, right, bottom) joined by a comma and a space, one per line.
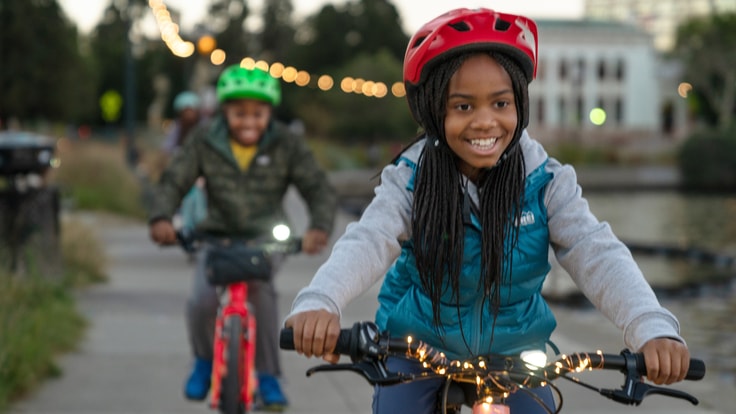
444, 53, 518, 180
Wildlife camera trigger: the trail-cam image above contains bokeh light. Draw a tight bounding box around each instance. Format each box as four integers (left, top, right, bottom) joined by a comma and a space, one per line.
317, 75, 334, 91
148, 0, 401, 99
210, 49, 226, 65
197, 35, 216, 55
589, 108, 607, 126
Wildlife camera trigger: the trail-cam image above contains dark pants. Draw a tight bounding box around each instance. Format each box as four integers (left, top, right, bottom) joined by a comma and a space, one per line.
372, 357, 556, 414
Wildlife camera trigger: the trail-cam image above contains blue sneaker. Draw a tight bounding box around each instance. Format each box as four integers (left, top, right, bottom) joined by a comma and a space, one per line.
184, 358, 212, 401
258, 373, 288, 411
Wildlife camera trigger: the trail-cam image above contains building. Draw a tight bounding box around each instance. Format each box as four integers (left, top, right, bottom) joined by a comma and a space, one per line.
584, 0, 736, 51
527, 19, 686, 143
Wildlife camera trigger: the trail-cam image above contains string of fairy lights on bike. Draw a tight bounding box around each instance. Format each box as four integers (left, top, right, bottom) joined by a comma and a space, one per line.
148, 0, 406, 99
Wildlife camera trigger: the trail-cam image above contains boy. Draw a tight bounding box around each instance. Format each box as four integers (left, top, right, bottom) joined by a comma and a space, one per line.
149, 65, 337, 410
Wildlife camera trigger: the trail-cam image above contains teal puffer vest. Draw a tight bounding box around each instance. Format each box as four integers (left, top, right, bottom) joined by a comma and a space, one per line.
375, 160, 555, 360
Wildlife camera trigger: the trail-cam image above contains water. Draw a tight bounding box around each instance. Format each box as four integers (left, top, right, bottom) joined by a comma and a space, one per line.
555, 190, 736, 385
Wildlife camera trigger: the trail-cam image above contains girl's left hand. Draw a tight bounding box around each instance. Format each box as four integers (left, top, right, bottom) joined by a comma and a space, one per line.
639, 337, 690, 385
301, 229, 329, 254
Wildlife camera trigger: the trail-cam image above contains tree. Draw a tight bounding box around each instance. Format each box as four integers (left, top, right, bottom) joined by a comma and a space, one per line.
673, 13, 736, 130
205, 0, 251, 65
258, 0, 296, 62
288, 49, 415, 143
288, 0, 408, 75
0, 0, 97, 126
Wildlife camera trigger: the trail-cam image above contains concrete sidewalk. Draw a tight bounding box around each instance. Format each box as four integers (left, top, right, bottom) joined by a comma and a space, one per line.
10, 194, 727, 414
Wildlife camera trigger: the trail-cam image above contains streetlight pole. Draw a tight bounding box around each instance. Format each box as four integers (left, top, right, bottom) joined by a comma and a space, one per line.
124, 14, 138, 169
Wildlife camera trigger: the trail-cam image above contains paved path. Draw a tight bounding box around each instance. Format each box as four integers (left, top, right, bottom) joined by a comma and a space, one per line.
10, 191, 728, 414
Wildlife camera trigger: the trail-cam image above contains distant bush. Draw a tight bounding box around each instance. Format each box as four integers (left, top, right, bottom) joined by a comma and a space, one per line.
49, 139, 147, 219
547, 142, 618, 166
678, 127, 736, 191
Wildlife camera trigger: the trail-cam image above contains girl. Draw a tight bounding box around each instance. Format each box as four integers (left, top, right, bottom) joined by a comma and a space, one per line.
285, 8, 690, 414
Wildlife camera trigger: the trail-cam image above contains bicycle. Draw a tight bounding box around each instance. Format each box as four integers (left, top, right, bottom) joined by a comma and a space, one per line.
280, 321, 706, 414
178, 224, 301, 414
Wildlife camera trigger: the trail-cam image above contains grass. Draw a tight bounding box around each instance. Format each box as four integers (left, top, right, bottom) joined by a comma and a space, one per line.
0, 215, 107, 412
49, 139, 147, 220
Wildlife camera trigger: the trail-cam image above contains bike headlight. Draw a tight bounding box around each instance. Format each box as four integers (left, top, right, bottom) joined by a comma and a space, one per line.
520, 350, 547, 370
272, 224, 291, 241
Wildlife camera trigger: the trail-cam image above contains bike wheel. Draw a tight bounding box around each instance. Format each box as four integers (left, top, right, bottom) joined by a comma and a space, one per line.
220, 315, 244, 414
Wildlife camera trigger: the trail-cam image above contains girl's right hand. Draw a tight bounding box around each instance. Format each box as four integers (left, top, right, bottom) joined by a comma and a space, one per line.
149, 219, 177, 245
284, 310, 341, 363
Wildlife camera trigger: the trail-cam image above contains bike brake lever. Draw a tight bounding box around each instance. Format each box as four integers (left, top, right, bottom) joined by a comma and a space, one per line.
600, 382, 700, 406
599, 349, 699, 406
306, 360, 413, 386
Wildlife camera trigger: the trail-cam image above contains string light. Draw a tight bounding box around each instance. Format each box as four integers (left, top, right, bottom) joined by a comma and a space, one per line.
148, 0, 405, 98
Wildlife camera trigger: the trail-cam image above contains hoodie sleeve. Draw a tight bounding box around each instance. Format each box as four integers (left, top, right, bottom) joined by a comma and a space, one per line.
287, 157, 415, 318
544, 158, 682, 351
147, 128, 204, 223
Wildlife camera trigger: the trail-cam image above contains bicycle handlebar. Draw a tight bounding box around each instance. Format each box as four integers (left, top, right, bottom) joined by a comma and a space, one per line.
280, 321, 705, 407
176, 229, 302, 284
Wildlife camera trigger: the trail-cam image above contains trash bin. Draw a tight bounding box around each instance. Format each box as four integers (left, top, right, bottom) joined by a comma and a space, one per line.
0, 131, 60, 278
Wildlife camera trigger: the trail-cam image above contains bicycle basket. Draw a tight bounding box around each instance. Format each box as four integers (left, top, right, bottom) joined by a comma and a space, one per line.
205, 244, 273, 285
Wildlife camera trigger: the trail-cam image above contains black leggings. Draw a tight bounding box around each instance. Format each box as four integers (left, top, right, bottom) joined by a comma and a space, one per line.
372, 356, 556, 414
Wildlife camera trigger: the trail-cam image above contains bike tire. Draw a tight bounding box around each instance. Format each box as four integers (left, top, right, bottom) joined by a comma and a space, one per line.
221, 315, 244, 414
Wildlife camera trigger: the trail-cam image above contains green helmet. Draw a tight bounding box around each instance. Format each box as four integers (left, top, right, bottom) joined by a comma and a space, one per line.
216, 65, 281, 106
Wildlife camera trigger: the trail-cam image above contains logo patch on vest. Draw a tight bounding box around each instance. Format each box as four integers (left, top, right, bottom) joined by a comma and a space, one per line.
519, 211, 535, 226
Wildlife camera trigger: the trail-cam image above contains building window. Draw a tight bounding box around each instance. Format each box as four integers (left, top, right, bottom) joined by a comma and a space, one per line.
559, 59, 568, 81
597, 59, 606, 80
537, 58, 545, 81
537, 98, 545, 125
615, 58, 625, 82
575, 58, 586, 82
614, 98, 623, 124
576, 95, 584, 125
559, 97, 566, 125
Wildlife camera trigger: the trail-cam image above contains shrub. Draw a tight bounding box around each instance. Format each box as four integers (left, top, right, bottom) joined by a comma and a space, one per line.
0, 216, 107, 411
678, 127, 736, 191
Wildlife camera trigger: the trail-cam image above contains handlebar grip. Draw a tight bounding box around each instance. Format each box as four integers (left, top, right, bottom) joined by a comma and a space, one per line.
280, 328, 295, 350
685, 358, 706, 380
634, 353, 706, 380
279, 327, 354, 355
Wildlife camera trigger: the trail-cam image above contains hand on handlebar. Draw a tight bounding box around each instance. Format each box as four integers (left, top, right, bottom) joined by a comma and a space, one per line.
301, 229, 329, 254
150, 219, 178, 245
284, 310, 341, 363
639, 337, 691, 385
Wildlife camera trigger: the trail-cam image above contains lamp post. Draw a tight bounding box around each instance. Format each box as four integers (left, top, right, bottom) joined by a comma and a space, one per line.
123, 1, 144, 170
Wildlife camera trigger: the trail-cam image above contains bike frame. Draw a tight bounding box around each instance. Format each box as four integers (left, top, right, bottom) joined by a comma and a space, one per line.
209, 281, 256, 413
175, 227, 300, 414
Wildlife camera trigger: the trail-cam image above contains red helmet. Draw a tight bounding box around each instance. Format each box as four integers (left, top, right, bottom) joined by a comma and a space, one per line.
403, 8, 538, 87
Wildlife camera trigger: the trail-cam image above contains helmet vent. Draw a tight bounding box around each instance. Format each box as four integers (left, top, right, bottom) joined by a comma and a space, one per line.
412, 35, 427, 49
494, 19, 511, 31
448, 22, 470, 32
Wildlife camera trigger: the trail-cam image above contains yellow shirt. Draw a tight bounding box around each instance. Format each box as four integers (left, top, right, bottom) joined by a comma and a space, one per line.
229, 139, 258, 171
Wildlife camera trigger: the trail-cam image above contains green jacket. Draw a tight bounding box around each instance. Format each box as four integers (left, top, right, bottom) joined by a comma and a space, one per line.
149, 115, 337, 238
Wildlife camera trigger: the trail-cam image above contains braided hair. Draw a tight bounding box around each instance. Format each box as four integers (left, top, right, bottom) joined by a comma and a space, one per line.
403, 50, 531, 337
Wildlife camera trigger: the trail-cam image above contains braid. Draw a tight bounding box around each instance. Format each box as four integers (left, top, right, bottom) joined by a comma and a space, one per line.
411, 56, 464, 328
407, 51, 530, 331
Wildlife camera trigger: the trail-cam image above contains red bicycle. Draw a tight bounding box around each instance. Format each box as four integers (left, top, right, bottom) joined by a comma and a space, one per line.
179, 224, 300, 414
281, 321, 706, 414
